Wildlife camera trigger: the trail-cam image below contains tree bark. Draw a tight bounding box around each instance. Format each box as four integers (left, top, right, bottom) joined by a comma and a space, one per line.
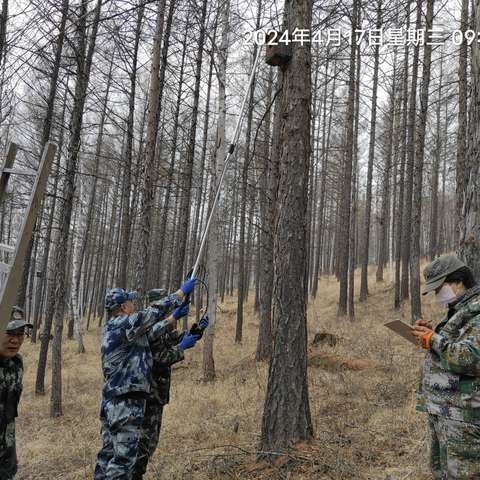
171, 0, 208, 290
203, 0, 230, 381
337, 0, 358, 316
458, 0, 480, 277
410, 0, 434, 321
117, 1, 144, 287
359, 0, 381, 301
260, 0, 313, 454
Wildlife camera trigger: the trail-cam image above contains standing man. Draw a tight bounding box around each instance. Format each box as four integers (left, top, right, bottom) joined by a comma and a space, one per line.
94, 279, 196, 480
132, 289, 208, 479
0, 306, 32, 480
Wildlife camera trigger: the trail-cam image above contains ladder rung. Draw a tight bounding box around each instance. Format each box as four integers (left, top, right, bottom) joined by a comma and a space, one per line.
0, 243, 14, 253
2, 168, 36, 176
0, 262, 10, 273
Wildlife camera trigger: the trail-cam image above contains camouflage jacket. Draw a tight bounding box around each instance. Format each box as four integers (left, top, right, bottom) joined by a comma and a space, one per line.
0, 354, 23, 479
149, 325, 184, 406
417, 285, 480, 423
101, 294, 181, 400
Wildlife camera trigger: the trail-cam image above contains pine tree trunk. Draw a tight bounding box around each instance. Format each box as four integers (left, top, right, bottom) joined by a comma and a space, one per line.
117, 2, 144, 287
410, 0, 434, 321
256, 65, 275, 362
359, 0, 381, 301
337, 0, 358, 316
203, 0, 229, 381
377, 52, 398, 282
429, 52, 443, 260
236, 45, 258, 343
394, 5, 411, 309
458, 0, 480, 277
136, 0, 173, 293
260, 0, 313, 454
49, 0, 102, 415
171, 0, 208, 289
401, 1, 420, 302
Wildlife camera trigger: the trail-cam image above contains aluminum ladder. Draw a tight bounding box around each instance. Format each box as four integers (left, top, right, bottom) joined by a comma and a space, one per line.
0, 141, 57, 336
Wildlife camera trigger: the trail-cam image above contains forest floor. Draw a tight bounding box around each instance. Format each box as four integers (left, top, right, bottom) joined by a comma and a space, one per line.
16, 265, 440, 480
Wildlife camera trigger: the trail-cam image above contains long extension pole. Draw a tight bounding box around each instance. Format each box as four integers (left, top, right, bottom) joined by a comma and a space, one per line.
191, 46, 263, 279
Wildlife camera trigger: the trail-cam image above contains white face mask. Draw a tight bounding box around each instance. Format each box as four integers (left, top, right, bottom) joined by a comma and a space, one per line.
435, 284, 457, 308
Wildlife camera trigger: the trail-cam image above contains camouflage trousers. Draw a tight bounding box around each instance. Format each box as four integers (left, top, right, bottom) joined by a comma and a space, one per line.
131, 402, 164, 480
94, 396, 146, 480
0, 421, 18, 480
428, 413, 480, 479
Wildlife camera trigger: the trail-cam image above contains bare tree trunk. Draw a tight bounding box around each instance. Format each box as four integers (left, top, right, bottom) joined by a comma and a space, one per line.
349, 43, 361, 319
260, 0, 313, 454
401, 0, 420, 302
312, 59, 336, 296
203, 0, 229, 381
377, 51, 398, 282
456, 0, 469, 242
410, 0, 434, 321
394, 4, 410, 309
256, 66, 276, 362
0, 0, 8, 69
16, 0, 69, 309
172, 0, 208, 291
429, 51, 443, 260
35, 0, 100, 402
236, 44, 258, 343
337, 0, 358, 316
117, 1, 144, 287
188, 36, 215, 275
136, 0, 173, 293
458, 0, 480, 277
359, 0, 381, 301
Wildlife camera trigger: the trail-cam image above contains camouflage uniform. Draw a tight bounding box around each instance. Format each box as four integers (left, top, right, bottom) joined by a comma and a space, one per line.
94, 294, 181, 480
132, 325, 184, 480
417, 285, 480, 479
0, 354, 23, 480
0, 306, 30, 480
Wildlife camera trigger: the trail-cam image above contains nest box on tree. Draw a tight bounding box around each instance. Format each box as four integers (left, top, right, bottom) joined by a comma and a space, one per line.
265, 31, 292, 67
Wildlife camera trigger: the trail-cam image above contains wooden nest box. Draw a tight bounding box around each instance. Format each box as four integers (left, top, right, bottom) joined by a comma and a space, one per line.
265, 31, 292, 67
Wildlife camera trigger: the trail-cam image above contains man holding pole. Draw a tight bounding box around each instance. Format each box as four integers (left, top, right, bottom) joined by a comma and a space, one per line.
131, 288, 208, 479
94, 279, 197, 480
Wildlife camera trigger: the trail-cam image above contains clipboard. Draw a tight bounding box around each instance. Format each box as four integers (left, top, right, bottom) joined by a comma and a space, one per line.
384, 320, 418, 346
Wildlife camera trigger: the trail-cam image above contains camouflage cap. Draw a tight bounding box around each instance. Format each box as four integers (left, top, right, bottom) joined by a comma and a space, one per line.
105, 288, 138, 311
6, 305, 33, 332
422, 255, 466, 295
147, 288, 167, 303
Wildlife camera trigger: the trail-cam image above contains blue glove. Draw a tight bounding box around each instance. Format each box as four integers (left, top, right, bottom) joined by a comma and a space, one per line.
172, 302, 189, 320
180, 278, 197, 295
199, 316, 209, 330
178, 331, 200, 350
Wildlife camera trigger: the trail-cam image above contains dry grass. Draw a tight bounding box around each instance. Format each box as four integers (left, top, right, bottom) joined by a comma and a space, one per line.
16, 265, 441, 479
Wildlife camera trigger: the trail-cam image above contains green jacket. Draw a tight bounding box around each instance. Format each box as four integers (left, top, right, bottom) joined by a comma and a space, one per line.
0, 354, 23, 479
417, 286, 480, 423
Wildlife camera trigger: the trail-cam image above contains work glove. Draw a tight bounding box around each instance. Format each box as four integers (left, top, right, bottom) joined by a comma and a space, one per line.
172, 302, 190, 320
189, 315, 209, 340
178, 331, 200, 350
411, 325, 434, 349
199, 316, 209, 330
415, 319, 433, 329
180, 278, 197, 296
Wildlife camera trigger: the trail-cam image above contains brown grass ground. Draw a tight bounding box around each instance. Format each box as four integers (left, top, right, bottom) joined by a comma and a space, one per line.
16, 265, 441, 480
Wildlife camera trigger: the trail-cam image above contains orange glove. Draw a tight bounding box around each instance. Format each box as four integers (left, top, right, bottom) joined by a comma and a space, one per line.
415, 319, 433, 329
420, 330, 434, 349
412, 325, 434, 349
